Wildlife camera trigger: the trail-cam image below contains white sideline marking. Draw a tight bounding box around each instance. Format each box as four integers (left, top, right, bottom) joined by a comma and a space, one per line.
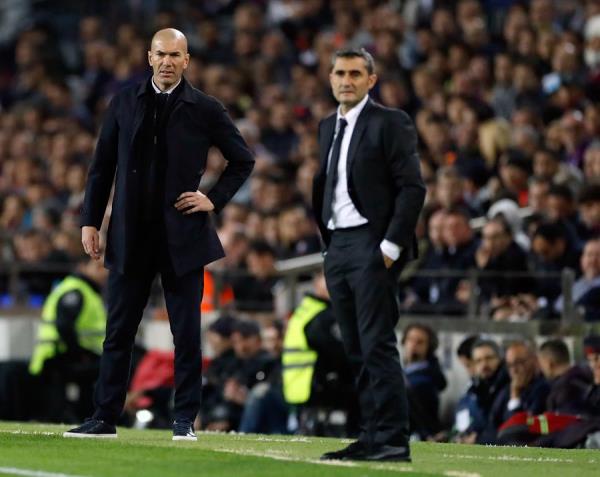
442, 453, 575, 463
0, 468, 88, 477
444, 472, 482, 477
213, 447, 415, 471
252, 436, 311, 443
0, 430, 58, 436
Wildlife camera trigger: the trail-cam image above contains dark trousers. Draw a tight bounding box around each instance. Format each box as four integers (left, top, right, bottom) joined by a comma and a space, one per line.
323, 225, 409, 447
93, 222, 203, 424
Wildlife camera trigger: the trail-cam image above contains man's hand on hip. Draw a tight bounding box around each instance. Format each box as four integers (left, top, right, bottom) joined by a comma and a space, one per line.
82, 226, 101, 260
175, 191, 214, 214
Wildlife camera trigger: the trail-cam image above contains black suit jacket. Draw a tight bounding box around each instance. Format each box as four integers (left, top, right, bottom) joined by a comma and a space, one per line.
81, 77, 254, 276
312, 99, 425, 261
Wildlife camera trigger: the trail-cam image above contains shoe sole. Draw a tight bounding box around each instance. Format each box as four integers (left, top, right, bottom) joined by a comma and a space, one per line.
63, 432, 117, 438
172, 436, 197, 441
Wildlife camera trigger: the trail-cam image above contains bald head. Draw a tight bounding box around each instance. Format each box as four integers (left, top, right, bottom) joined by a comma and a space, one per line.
151, 28, 188, 53
148, 28, 189, 91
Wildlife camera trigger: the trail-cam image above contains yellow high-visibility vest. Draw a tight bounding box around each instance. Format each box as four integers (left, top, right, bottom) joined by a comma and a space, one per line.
282, 295, 327, 404
29, 276, 106, 375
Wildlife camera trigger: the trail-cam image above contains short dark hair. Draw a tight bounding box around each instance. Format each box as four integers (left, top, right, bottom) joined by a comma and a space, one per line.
539, 339, 570, 365
457, 335, 480, 359
331, 47, 375, 74
548, 184, 574, 201
471, 338, 502, 359
233, 320, 261, 338
486, 215, 513, 237
532, 221, 567, 243
578, 184, 600, 205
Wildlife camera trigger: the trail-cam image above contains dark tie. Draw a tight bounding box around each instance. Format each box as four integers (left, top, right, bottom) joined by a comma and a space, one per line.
155, 92, 168, 119
322, 118, 348, 226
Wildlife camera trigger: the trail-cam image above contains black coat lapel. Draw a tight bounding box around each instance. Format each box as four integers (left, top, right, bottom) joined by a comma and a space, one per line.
130, 81, 149, 151
346, 99, 373, 177
318, 115, 336, 175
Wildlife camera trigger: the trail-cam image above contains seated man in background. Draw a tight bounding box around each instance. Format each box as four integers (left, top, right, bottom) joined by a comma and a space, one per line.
583, 336, 600, 416
198, 315, 239, 430
537, 339, 592, 414
29, 255, 108, 422
454, 338, 508, 444
401, 324, 447, 439
480, 340, 549, 444
213, 320, 278, 431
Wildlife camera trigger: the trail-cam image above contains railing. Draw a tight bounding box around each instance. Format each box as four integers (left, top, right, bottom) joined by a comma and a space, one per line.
0, 254, 582, 322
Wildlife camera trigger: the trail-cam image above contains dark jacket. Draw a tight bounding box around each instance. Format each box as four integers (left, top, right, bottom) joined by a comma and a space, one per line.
546, 365, 593, 414
405, 357, 447, 436
312, 99, 426, 265
81, 77, 254, 276
480, 373, 550, 444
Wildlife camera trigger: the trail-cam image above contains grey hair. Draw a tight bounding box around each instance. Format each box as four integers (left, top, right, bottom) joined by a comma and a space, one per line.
331, 47, 375, 74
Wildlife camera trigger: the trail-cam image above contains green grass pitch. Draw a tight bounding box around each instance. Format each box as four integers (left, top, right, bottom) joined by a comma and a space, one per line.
0, 422, 598, 477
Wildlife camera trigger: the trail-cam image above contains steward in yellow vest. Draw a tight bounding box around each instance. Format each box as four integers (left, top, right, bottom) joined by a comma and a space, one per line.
282, 272, 355, 407
29, 257, 108, 376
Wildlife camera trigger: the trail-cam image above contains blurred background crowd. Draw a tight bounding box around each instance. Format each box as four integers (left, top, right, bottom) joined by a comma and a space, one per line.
2, 0, 600, 319
2, 0, 600, 447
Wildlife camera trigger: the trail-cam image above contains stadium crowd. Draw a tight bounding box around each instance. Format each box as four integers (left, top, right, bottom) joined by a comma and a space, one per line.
1, 0, 600, 447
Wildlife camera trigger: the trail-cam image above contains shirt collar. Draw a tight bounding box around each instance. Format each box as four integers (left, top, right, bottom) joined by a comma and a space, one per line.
151, 77, 181, 94
336, 93, 369, 125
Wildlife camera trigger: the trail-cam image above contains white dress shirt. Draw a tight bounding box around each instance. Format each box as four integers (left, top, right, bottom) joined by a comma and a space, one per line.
151, 78, 181, 94
326, 94, 401, 261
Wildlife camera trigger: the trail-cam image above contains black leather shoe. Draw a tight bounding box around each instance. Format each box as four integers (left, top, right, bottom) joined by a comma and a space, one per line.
356, 444, 411, 462
63, 418, 117, 438
320, 441, 368, 460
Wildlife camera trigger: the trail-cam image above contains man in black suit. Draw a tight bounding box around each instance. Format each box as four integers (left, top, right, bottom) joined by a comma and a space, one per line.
64, 29, 254, 440
313, 48, 425, 462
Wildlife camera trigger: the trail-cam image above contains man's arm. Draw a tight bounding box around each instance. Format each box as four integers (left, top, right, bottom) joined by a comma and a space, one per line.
81, 96, 120, 229
381, 110, 426, 248
55, 290, 84, 354
205, 99, 255, 213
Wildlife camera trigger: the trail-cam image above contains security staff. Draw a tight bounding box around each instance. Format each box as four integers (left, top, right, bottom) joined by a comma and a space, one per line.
30, 256, 108, 421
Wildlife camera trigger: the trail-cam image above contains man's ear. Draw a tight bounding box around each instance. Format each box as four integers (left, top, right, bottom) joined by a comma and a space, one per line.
368, 73, 378, 90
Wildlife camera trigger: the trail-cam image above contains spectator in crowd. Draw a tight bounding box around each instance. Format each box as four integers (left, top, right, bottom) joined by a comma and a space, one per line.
199, 315, 239, 430
529, 221, 580, 308
577, 184, 600, 240
231, 240, 279, 313
454, 339, 508, 444
456, 334, 479, 379
474, 216, 532, 315
401, 324, 447, 439
583, 335, 600, 415
555, 238, 600, 321
480, 340, 549, 444
203, 320, 276, 432
538, 339, 592, 414
406, 209, 447, 312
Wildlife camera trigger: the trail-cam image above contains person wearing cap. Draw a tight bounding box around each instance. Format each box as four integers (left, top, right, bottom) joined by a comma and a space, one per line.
199, 315, 239, 430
